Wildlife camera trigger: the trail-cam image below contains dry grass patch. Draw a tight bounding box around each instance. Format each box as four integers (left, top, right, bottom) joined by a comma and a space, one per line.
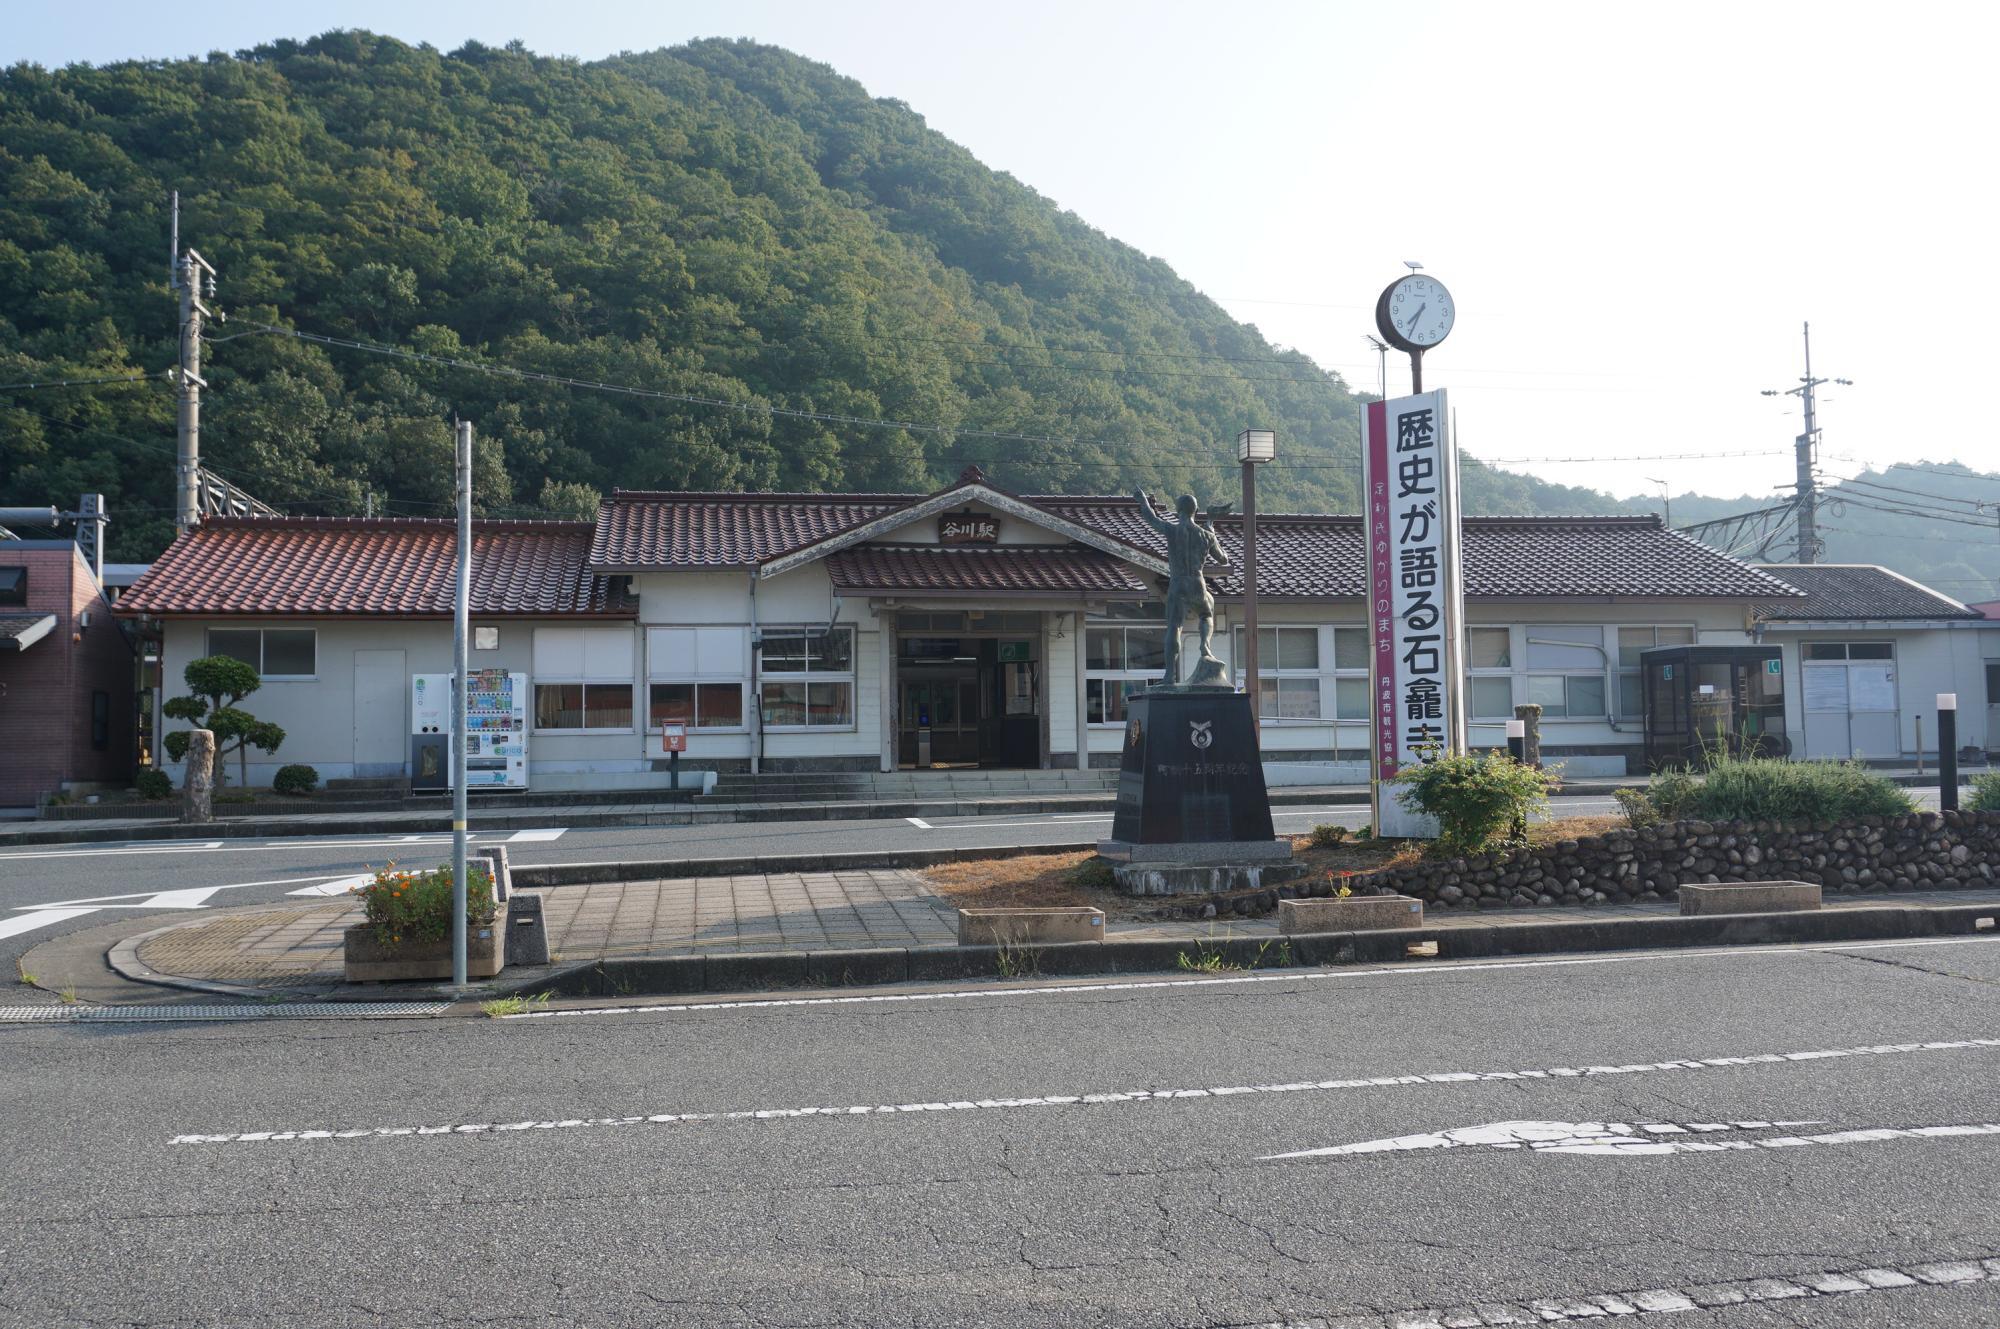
922, 816, 1635, 918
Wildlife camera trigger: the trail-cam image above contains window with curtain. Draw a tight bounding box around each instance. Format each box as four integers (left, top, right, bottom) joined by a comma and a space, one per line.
759, 626, 855, 728
648, 626, 748, 731
532, 627, 635, 731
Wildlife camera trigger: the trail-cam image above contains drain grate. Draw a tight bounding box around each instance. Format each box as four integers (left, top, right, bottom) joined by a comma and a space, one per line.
0, 1002, 449, 1022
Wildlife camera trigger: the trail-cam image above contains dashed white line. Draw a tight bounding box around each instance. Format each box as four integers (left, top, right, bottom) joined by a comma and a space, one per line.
905, 817, 933, 829
1247, 1254, 2000, 1326
1261, 1118, 2000, 1160
168, 1035, 2000, 1146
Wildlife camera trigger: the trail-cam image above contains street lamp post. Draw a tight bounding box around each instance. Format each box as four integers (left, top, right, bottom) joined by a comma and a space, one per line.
1238, 428, 1276, 739
1938, 693, 1959, 813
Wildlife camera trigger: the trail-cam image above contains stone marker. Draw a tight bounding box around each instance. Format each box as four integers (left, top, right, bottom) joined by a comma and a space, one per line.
1679, 881, 1822, 915
504, 890, 549, 966
180, 729, 215, 824
957, 907, 1104, 946
1279, 895, 1425, 934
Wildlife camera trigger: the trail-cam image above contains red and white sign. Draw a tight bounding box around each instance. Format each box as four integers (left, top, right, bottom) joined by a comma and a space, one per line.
1364, 390, 1466, 838
661, 723, 688, 754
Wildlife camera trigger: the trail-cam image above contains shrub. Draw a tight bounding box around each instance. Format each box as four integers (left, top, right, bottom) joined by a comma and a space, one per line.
1307, 823, 1349, 849
135, 769, 174, 800
1069, 856, 1118, 891
162, 655, 285, 788
353, 863, 496, 945
1392, 751, 1560, 856
1649, 753, 1913, 822
1612, 787, 1658, 828
1967, 771, 2000, 813
272, 763, 320, 796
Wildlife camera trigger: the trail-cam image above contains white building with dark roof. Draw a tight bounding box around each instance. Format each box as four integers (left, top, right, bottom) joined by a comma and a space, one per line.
118, 468, 1873, 788
1752, 564, 1998, 761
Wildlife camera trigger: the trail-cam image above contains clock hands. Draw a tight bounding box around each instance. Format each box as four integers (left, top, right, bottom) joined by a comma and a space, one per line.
1405, 302, 1427, 339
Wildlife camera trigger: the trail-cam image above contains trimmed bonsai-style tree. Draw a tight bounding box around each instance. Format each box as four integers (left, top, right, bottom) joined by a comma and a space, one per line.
162, 655, 286, 789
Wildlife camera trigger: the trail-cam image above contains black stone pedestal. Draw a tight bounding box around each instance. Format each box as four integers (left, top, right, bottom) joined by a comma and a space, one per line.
1096, 690, 1291, 896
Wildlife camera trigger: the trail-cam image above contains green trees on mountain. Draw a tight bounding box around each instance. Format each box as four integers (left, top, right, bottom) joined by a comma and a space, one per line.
3, 29, 1983, 603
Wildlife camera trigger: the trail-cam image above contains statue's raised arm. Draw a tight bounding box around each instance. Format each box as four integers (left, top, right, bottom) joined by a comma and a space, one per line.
1132, 488, 1172, 535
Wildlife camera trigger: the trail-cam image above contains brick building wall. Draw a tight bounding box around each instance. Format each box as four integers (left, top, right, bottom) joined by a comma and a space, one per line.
0, 544, 135, 807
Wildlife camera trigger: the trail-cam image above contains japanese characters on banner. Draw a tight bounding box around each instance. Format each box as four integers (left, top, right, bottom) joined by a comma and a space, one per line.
1364, 391, 1466, 838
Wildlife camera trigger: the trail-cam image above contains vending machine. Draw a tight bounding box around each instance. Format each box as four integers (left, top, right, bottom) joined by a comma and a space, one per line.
410, 671, 529, 790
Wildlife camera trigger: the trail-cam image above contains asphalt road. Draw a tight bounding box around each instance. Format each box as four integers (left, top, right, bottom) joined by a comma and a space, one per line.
3, 933, 1998, 1324
0, 797, 1643, 980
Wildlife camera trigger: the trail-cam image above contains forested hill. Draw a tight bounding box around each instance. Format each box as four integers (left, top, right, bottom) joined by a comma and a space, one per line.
0, 31, 1645, 559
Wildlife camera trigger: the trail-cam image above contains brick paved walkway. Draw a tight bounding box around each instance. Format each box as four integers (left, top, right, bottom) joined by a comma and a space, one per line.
135, 869, 959, 992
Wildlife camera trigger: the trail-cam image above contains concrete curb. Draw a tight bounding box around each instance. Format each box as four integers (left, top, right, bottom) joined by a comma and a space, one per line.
522, 900, 2000, 1001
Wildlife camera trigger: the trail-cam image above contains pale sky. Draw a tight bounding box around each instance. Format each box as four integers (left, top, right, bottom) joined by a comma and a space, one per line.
10, 1, 1994, 508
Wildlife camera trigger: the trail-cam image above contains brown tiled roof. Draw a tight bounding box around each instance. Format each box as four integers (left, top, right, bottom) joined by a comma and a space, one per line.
116, 517, 635, 618
1751, 563, 1978, 621
593, 489, 1799, 600
825, 545, 1154, 597
1038, 500, 1802, 600
591, 489, 916, 570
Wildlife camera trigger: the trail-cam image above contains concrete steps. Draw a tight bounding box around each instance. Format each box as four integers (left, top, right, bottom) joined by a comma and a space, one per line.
700, 770, 1118, 805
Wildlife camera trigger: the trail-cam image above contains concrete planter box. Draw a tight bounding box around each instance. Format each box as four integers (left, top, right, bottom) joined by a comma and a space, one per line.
343, 921, 504, 982
1679, 882, 1821, 916
1279, 895, 1424, 935
957, 908, 1104, 946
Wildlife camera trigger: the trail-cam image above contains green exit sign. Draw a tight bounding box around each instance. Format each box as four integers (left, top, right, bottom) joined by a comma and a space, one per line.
998, 640, 1032, 662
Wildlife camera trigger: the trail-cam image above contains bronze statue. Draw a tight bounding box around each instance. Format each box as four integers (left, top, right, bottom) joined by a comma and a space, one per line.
1133, 490, 1232, 687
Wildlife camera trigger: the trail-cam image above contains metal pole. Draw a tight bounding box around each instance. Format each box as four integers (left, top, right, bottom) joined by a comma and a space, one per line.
175, 254, 201, 533
452, 419, 472, 987
1241, 457, 1260, 739
1796, 322, 1817, 563
1938, 693, 1959, 813
1410, 348, 1424, 396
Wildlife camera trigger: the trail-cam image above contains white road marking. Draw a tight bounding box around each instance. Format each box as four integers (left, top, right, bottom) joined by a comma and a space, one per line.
1265, 1118, 1830, 1159
167, 1035, 2000, 1146
286, 874, 370, 897
0, 907, 99, 942
0, 832, 534, 862
2, 873, 376, 939
1243, 1254, 1999, 1327
508, 828, 566, 842
904, 817, 933, 830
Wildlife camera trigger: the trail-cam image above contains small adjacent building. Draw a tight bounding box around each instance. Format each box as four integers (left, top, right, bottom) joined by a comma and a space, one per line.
1752, 563, 1999, 760
119, 469, 1808, 787
0, 541, 136, 809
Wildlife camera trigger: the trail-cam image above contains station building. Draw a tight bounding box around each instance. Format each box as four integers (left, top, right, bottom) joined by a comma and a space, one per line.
115, 467, 1997, 789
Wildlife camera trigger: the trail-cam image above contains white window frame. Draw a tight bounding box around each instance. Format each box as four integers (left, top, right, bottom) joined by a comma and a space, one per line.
1464, 626, 1516, 721
759, 625, 857, 732
647, 626, 750, 734
204, 626, 318, 681
532, 627, 636, 734
1521, 624, 1614, 721
1085, 622, 1168, 727
1232, 625, 1326, 723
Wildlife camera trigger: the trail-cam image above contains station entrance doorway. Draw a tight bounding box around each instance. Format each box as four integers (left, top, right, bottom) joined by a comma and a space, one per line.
894, 611, 1043, 769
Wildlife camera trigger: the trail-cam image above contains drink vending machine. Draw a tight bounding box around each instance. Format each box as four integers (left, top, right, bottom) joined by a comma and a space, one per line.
410, 671, 529, 790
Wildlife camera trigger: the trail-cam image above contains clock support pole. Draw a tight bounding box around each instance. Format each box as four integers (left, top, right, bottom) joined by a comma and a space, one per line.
1409, 347, 1424, 394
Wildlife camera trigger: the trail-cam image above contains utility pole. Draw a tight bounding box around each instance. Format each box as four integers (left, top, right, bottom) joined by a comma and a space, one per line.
1761, 322, 1851, 564
451, 418, 473, 988
1646, 477, 1670, 529
171, 192, 222, 533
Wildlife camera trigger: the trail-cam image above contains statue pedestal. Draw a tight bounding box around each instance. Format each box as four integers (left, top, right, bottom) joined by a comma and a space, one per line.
1096, 689, 1299, 895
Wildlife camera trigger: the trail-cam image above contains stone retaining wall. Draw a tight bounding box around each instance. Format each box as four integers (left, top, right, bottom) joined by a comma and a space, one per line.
1349, 810, 2000, 909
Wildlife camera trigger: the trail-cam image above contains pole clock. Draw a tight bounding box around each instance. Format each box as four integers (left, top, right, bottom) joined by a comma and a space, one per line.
1374, 271, 1454, 393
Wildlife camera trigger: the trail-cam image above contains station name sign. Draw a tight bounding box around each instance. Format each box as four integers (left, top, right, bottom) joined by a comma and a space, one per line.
939, 513, 1000, 545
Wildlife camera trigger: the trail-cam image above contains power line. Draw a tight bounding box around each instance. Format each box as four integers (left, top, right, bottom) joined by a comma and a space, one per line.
1485, 449, 1786, 465
0, 371, 164, 393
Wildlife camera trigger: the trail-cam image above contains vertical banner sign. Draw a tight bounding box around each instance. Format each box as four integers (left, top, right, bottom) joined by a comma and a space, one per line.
1364, 391, 1466, 838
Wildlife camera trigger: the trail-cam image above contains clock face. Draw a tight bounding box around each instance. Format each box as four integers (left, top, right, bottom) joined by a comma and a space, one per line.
1378, 275, 1455, 350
